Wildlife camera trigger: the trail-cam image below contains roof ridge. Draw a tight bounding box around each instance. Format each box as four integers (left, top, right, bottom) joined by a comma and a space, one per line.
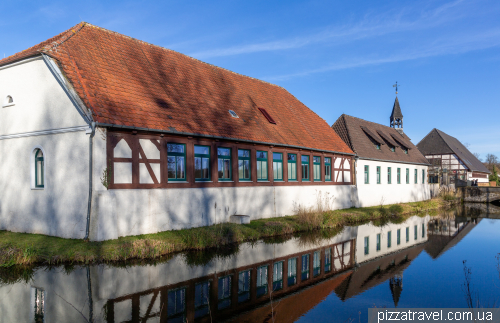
342, 114, 396, 132
81, 22, 287, 91
0, 22, 86, 66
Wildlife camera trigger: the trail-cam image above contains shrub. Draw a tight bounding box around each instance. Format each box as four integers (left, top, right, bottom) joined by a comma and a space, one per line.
389, 204, 403, 215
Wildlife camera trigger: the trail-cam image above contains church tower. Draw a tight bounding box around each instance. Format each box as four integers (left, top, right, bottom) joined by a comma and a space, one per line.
390, 82, 404, 134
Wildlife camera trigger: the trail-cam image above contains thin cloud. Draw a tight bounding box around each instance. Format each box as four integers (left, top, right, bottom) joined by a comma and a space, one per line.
189, 0, 468, 59
263, 28, 500, 81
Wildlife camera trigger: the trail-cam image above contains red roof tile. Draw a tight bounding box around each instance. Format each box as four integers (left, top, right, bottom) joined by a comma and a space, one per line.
0, 23, 353, 154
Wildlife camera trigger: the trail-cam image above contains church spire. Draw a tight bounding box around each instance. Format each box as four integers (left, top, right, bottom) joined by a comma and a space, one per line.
390, 82, 403, 134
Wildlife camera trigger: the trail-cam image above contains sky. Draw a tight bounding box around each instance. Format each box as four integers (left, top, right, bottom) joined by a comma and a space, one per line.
1, 0, 499, 158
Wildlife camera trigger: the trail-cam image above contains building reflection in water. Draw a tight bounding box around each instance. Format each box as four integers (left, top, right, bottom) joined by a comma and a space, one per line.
104, 236, 355, 323
0, 211, 484, 322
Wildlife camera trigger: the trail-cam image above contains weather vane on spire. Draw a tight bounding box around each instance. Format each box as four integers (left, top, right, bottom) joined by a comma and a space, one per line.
393, 82, 400, 95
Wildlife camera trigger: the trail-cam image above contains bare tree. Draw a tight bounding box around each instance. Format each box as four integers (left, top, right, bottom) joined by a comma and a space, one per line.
473, 152, 482, 162
485, 154, 499, 166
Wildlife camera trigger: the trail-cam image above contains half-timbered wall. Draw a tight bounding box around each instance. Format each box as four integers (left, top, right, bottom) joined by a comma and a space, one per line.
106, 130, 353, 189
88, 129, 355, 241
425, 154, 489, 183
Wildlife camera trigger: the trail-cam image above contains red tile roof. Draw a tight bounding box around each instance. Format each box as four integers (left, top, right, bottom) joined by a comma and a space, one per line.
0, 23, 353, 154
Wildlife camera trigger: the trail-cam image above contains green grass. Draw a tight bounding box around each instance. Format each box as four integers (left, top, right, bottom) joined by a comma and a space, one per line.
0, 197, 452, 267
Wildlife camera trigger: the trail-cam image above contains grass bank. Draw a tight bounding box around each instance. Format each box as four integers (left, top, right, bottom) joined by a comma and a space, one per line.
0, 197, 456, 267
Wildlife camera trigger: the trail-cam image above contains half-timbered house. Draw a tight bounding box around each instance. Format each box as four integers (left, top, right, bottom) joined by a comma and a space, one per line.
0, 23, 354, 240
416, 128, 490, 186
332, 103, 430, 207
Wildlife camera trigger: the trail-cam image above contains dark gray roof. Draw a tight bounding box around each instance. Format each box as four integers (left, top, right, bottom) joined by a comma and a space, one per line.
332, 114, 429, 165
416, 129, 490, 174
390, 97, 403, 120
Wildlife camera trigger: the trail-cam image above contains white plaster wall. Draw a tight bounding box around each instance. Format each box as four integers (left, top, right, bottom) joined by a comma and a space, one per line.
0, 57, 87, 135
0, 57, 90, 238
89, 183, 354, 241
353, 215, 430, 264
355, 159, 430, 207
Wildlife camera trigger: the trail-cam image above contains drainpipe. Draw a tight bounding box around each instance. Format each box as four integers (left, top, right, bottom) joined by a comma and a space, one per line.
84, 122, 96, 241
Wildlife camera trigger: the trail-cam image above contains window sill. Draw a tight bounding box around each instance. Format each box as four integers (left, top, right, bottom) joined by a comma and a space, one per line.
2, 103, 15, 108
239, 180, 253, 182
31, 187, 44, 190
257, 180, 270, 182
218, 181, 234, 183
168, 181, 189, 184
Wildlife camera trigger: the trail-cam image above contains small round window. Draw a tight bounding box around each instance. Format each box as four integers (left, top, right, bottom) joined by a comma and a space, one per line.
228, 110, 239, 118
3, 95, 14, 107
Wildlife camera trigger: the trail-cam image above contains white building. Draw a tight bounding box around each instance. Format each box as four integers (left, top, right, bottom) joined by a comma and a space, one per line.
332, 99, 431, 207
0, 23, 356, 241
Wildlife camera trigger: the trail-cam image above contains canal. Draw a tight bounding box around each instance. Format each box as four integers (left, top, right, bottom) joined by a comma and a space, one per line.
1, 205, 499, 322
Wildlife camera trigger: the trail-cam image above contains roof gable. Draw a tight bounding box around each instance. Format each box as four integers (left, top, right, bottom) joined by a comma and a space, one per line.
0, 23, 353, 154
332, 114, 429, 164
417, 128, 489, 173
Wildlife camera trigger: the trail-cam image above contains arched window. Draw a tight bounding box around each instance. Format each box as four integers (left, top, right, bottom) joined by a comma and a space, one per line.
35, 149, 44, 188
3, 95, 14, 107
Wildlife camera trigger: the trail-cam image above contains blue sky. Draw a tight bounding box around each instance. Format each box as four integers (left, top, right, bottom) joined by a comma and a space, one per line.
1, 0, 499, 157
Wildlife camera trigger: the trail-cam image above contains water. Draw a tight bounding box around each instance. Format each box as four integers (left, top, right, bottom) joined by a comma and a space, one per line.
1, 206, 499, 322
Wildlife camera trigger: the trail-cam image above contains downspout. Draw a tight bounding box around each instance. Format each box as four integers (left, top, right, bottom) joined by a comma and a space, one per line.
84, 122, 96, 241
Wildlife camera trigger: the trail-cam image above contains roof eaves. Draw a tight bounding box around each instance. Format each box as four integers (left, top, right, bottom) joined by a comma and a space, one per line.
97, 122, 355, 156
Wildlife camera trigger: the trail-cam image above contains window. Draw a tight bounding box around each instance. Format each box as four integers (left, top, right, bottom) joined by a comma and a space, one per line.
288, 154, 297, 181
35, 149, 44, 188
273, 261, 284, 291
406, 168, 410, 184
195, 281, 210, 318
387, 231, 392, 248
195, 145, 210, 181
388, 167, 392, 184
288, 257, 297, 286
238, 270, 251, 303
273, 152, 283, 181
364, 237, 369, 255
325, 248, 332, 272
397, 229, 401, 245
391, 146, 395, 152
256, 265, 268, 297
228, 110, 239, 118
31, 287, 44, 322
257, 151, 268, 181
422, 223, 425, 238
376, 166, 381, 184
258, 107, 277, 124
301, 156, 310, 181
168, 288, 186, 320
218, 275, 231, 309
301, 254, 310, 280
403, 148, 408, 154
364, 165, 369, 184
422, 169, 426, 184
3, 95, 14, 107
414, 169, 418, 184
375, 143, 381, 150
414, 225, 418, 240
406, 227, 410, 242
167, 143, 186, 181
238, 149, 251, 181
325, 157, 332, 181
376, 234, 381, 251
313, 251, 321, 277
397, 168, 401, 184
313, 156, 321, 181
218, 148, 232, 181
